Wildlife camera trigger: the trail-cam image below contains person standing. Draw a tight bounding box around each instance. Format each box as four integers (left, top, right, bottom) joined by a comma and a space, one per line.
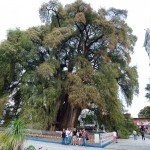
112, 130, 118, 143
72, 128, 77, 145
68, 128, 73, 145
82, 128, 88, 146
66, 128, 70, 144
115, 130, 119, 142
133, 130, 137, 140
78, 130, 83, 146
140, 129, 145, 140
62, 129, 66, 145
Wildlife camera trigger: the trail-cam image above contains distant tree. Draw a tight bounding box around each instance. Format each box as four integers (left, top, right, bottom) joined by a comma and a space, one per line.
138, 106, 150, 118
145, 84, 150, 100
118, 114, 138, 139
124, 114, 138, 132
0, 0, 139, 130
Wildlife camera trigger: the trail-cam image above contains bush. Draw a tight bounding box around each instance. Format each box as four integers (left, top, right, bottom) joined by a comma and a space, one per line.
119, 128, 129, 139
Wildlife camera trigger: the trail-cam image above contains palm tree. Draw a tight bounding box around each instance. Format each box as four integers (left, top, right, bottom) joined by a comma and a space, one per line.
0, 118, 25, 150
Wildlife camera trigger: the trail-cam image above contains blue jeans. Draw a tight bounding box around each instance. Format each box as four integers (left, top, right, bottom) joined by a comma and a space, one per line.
66, 137, 70, 144
62, 137, 66, 145
142, 135, 145, 140
133, 134, 137, 140
68, 136, 72, 144
83, 138, 87, 146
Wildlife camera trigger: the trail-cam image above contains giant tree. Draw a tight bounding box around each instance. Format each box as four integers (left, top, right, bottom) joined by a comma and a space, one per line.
0, 0, 138, 130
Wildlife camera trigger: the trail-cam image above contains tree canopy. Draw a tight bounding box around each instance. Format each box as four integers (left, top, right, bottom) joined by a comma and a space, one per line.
138, 106, 150, 118
145, 83, 150, 100
0, 0, 139, 130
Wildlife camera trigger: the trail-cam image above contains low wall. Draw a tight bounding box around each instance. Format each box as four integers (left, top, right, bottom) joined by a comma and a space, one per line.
22, 132, 113, 149
0, 128, 113, 149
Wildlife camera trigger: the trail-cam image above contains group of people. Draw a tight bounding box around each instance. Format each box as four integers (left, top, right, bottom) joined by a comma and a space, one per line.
133, 127, 145, 140
61, 128, 88, 146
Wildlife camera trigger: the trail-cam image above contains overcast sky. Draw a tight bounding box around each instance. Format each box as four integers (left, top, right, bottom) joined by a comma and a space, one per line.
0, 0, 150, 117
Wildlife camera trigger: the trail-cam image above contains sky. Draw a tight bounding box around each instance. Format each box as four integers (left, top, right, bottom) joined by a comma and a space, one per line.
0, 0, 150, 117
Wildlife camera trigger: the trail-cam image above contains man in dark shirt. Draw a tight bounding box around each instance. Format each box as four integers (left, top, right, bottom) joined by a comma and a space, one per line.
140, 129, 145, 140
72, 128, 77, 145
62, 129, 66, 144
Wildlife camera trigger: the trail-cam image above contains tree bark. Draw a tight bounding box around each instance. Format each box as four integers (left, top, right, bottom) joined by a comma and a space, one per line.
56, 95, 81, 130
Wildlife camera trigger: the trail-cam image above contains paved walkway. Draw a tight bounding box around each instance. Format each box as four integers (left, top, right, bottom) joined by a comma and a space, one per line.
24, 136, 150, 150
103, 136, 150, 150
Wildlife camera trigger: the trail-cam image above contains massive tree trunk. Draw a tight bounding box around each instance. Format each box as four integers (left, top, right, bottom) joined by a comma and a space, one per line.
56, 94, 81, 130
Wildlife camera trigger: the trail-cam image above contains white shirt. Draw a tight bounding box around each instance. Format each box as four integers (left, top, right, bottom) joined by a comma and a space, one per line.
66, 130, 70, 137
113, 131, 117, 137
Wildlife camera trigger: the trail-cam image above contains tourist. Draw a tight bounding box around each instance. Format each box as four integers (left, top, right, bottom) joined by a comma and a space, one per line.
68, 128, 73, 145
72, 128, 77, 145
66, 128, 70, 144
140, 129, 145, 140
78, 130, 83, 146
62, 128, 66, 145
112, 130, 118, 143
82, 128, 88, 146
133, 130, 137, 140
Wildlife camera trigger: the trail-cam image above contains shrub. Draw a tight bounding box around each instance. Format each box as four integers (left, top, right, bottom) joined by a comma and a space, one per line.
119, 128, 129, 139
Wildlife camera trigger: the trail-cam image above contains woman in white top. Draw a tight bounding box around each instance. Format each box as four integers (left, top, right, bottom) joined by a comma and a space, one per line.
113, 130, 118, 143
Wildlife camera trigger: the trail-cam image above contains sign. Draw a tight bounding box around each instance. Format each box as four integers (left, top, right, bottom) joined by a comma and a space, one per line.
94, 133, 100, 143
137, 122, 150, 126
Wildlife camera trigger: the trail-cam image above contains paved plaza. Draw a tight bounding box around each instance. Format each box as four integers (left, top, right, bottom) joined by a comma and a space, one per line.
24, 136, 150, 150
103, 137, 150, 150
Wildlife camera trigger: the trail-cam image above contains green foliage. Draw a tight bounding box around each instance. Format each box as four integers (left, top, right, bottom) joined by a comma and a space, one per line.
26, 145, 36, 150
0, 0, 139, 129
119, 128, 129, 139
0, 95, 7, 118
39, 0, 62, 24
44, 27, 72, 48
116, 114, 138, 139
138, 106, 150, 118
37, 62, 55, 79
93, 64, 124, 127
145, 84, 150, 100
0, 119, 25, 150
19, 79, 61, 129
124, 116, 138, 133
82, 113, 94, 124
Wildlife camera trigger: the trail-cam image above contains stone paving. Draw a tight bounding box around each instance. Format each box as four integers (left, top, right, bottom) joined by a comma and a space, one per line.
103, 136, 150, 150
24, 136, 150, 150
